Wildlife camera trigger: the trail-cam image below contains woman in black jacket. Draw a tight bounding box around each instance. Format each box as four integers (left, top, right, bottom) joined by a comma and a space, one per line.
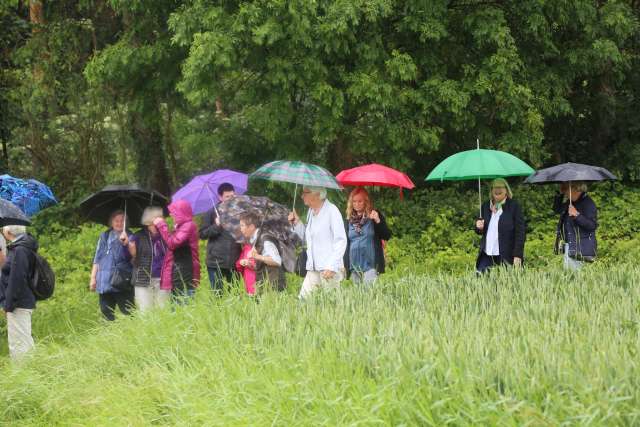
553, 181, 597, 270
475, 178, 526, 273
344, 187, 392, 285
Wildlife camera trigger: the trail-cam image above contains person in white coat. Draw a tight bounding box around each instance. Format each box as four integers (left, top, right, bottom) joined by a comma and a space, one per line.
289, 186, 347, 299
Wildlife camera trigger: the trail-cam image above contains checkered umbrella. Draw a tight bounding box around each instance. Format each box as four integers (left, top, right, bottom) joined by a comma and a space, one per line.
250, 161, 341, 190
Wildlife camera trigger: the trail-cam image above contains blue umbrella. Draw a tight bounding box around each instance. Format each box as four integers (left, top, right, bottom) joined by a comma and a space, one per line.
0, 174, 58, 216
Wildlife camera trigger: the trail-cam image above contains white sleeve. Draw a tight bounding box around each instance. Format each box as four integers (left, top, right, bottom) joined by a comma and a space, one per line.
261, 241, 282, 266
293, 222, 305, 240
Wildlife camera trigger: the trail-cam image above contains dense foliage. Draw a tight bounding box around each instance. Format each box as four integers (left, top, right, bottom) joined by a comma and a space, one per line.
1, 0, 640, 212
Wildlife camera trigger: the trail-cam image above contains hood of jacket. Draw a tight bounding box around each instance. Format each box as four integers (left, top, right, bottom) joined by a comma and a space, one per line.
168, 199, 194, 226
7, 233, 39, 253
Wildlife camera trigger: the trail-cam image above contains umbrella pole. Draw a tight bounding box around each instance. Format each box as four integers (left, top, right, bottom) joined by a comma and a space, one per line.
478, 177, 482, 218
292, 183, 298, 213
477, 138, 482, 218
569, 180, 572, 208
205, 184, 220, 218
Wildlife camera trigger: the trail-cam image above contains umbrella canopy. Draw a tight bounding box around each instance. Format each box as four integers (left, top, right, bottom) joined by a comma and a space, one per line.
0, 199, 32, 227
425, 149, 535, 182
217, 195, 301, 245
525, 162, 617, 184
172, 169, 248, 215
336, 163, 415, 189
250, 160, 342, 190
0, 174, 57, 216
79, 184, 169, 228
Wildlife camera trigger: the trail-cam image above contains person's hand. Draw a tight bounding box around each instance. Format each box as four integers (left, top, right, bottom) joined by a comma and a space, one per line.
369, 210, 380, 224
476, 219, 485, 231
288, 210, 300, 225
89, 278, 97, 292
568, 205, 579, 217
119, 231, 129, 245
321, 270, 335, 280
153, 217, 164, 226
513, 257, 522, 268
215, 216, 221, 226
249, 248, 260, 260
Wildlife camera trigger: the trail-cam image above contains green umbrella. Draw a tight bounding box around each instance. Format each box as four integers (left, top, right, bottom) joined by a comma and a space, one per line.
250, 160, 342, 211
425, 144, 534, 217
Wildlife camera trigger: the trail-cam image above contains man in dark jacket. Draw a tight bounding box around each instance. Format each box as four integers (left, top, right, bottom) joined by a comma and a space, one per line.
0, 225, 37, 360
199, 182, 241, 293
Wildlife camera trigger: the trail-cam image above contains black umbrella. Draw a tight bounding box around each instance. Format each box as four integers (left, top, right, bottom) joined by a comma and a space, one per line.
0, 199, 31, 227
79, 184, 169, 228
525, 162, 617, 184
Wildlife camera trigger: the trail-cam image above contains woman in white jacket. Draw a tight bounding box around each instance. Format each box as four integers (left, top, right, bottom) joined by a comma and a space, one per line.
289, 186, 347, 299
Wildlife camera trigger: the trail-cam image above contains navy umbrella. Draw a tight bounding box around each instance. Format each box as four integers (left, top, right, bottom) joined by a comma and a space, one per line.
79, 184, 169, 228
0, 199, 31, 227
525, 163, 617, 184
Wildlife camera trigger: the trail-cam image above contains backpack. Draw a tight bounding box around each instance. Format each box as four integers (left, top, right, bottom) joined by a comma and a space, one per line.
31, 252, 55, 301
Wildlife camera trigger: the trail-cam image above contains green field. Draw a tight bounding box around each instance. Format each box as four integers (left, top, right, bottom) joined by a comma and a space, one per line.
0, 185, 639, 425
0, 264, 638, 425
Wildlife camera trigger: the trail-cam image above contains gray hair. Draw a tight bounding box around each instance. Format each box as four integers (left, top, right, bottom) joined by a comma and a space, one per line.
141, 206, 164, 226
304, 186, 327, 200
3, 225, 27, 238
561, 181, 588, 193
571, 181, 588, 193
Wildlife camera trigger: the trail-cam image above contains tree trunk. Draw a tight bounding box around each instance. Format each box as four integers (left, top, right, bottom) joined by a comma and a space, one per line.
163, 103, 179, 190
129, 101, 171, 196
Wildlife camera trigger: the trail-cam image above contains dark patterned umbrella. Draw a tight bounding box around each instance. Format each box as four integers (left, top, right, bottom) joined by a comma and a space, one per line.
217, 195, 301, 246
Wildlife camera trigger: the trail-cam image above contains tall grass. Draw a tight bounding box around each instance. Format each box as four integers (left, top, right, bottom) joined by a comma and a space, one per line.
0, 265, 638, 425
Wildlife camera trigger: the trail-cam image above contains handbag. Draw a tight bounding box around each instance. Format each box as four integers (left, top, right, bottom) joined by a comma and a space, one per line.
110, 266, 132, 292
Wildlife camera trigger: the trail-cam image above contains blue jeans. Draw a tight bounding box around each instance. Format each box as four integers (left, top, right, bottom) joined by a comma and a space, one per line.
207, 267, 234, 293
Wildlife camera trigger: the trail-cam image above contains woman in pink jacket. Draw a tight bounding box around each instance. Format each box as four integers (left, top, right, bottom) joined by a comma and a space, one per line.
153, 200, 200, 300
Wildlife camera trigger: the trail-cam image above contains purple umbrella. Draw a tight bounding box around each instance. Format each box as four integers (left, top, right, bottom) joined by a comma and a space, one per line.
172, 169, 248, 215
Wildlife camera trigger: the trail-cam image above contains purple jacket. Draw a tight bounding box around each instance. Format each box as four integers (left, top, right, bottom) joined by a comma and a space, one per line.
155, 200, 201, 291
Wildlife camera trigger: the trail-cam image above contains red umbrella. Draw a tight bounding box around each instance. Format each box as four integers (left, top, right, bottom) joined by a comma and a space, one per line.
336, 163, 415, 189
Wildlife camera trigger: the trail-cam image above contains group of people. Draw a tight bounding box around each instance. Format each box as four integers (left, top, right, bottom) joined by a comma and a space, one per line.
475, 178, 598, 272
88, 183, 393, 321
0, 178, 597, 360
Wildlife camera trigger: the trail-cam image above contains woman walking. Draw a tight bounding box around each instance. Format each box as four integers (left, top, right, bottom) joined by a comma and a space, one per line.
475, 178, 526, 273
344, 187, 391, 285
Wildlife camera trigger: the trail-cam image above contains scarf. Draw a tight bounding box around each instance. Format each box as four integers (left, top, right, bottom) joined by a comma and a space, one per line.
490, 199, 506, 214
349, 210, 369, 234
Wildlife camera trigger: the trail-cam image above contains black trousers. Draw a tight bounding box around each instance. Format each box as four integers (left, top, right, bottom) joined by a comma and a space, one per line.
476, 252, 503, 274
99, 290, 134, 321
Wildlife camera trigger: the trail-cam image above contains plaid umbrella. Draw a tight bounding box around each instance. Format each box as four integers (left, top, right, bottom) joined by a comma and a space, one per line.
217, 195, 302, 246
250, 161, 342, 190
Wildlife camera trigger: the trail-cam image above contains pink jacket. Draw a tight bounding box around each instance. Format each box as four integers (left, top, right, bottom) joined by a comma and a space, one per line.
235, 243, 256, 295
155, 200, 201, 291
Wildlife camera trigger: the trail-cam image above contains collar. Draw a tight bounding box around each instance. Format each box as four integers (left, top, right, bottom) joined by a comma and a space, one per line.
249, 228, 260, 245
